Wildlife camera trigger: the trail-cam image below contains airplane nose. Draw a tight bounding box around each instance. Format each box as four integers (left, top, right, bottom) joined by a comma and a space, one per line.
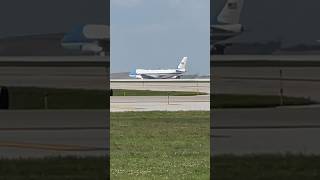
129, 70, 137, 75
129, 72, 137, 78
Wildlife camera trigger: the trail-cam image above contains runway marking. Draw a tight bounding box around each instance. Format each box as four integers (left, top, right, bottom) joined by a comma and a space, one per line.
0, 141, 108, 152
212, 60, 320, 67
212, 125, 320, 130
111, 104, 138, 111
0, 127, 108, 131
218, 76, 320, 82
112, 101, 210, 103
0, 61, 108, 67
212, 135, 231, 138
0, 73, 106, 77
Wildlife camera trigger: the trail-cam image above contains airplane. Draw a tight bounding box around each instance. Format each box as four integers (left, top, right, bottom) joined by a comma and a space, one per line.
129, 57, 188, 79
0, 23, 109, 56
61, 24, 109, 56
211, 0, 244, 54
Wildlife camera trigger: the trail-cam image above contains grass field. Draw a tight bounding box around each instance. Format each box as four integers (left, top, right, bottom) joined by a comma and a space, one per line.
1, 154, 320, 179
112, 89, 206, 96
213, 94, 316, 108
0, 156, 107, 180
110, 111, 210, 179
212, 154, 320, 180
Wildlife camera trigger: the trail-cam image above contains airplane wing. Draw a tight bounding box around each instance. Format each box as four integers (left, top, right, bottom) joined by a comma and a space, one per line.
0, 33, 69, 56
0, 24, 110, 56
214, 32, 245, 46
62, 24, 109, 56
0, 24, 109, 56
141, 74, 158, 79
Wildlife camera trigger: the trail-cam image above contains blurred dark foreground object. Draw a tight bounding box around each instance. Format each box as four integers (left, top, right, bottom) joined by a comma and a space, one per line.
0, 86, 9, 109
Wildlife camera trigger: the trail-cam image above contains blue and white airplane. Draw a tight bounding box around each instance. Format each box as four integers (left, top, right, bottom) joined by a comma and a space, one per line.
61, 24, 109, 56
129, 57, 188, 79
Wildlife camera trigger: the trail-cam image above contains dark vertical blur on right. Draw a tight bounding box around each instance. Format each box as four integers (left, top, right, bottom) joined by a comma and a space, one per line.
211, 0, 320, 179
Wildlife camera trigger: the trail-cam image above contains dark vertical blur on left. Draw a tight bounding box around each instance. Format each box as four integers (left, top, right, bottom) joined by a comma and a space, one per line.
0, 0, 109, 179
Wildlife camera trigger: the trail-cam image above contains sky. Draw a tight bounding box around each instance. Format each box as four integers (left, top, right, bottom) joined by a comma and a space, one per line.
111, 0, 210, 75
212, 0, 320, 46
0, 0, 108, 37
1, 0, 320, 66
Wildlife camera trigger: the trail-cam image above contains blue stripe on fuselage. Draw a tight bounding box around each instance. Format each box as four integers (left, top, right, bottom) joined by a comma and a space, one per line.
62, 25, 92, 43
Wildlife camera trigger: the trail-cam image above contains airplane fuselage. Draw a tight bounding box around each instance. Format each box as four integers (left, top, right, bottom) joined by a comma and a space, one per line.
129, 57, 188, 79
61, 24, 109, 56
130, 69, 185, 79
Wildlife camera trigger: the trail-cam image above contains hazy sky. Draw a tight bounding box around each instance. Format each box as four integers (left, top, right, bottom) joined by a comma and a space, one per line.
111, 0, 210, 74
0, 0, 108, 37
212, 0, 320, 46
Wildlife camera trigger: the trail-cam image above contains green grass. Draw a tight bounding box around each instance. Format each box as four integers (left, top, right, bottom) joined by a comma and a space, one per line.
112, 89, 206, 96
2, 153, 320, 179
212, 154, 320, 180
110, 111, 210, 179
212, 94, 316, 108
0, 156, 107, 180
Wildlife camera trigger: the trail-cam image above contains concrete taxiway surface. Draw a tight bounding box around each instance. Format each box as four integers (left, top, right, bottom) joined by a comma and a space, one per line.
212, 54, 320, 62
111, 95, 209, 112
212, 54, 320, 67
212, 56, 320, 155
213, 67, 320, 101
0, 67, 107, 89
111, 81, 210, 94
110, 79, 210, 112
212, 106, 320, 155
0, 56, 108, 90
0, 110, 108, 158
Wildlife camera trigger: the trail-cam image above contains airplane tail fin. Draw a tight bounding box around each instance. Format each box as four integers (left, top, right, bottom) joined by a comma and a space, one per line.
217, 0, 244, 24
177, 57, 188, 70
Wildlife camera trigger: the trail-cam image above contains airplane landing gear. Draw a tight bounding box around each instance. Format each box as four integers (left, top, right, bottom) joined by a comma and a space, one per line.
214, 45, 226, 55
